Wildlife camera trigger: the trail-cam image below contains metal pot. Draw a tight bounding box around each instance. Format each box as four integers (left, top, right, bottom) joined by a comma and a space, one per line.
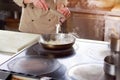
39, 33, 75, 50
110, 37, 120, 53
104, 55, 115, 76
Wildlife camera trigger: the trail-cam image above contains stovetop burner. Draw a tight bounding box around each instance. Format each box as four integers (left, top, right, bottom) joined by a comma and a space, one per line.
0, 43, 69, 79
7, 56, 61, 76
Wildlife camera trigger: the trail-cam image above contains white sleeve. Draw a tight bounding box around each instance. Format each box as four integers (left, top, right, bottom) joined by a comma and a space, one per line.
13, 0, 26, 7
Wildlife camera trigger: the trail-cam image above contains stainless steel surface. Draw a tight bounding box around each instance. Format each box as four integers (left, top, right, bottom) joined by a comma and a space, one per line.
115, 54, 120, 80
110, 37, 120, 52
7, 56, 61, 75
110, 36, 120, 80
104, 55, 115, 76
0, 39, 114, 80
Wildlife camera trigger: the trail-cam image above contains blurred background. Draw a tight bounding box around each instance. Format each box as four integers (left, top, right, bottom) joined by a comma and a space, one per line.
0, 0, 120, 41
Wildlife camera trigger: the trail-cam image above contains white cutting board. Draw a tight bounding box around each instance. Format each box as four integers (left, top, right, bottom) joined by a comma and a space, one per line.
0, 30, 40, 53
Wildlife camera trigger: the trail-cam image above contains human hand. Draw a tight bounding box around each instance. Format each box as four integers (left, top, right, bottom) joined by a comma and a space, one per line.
57, 4, 71, 18
31, 0, 48, 10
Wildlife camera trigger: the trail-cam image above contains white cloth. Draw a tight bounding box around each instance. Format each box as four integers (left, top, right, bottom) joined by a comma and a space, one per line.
0, 30, 40, 53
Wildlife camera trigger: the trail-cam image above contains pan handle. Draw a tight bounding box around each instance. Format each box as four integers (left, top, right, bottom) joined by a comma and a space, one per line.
68, 32, 80, 39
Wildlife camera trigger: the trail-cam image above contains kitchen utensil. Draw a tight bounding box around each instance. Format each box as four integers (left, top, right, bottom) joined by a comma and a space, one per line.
33, 43, 75, 58
110, 27, 120, 52
56, 24, 61, 33
104, 55, 115, 76
39, 33, 75, 50
110, 37, 120, 53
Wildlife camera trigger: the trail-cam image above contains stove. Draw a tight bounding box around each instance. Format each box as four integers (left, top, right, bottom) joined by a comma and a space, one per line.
0, 39, 115, 80
0, 43, 76, 80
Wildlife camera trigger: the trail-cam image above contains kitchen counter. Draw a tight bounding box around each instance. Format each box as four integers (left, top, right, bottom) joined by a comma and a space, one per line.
0, 38, 115, 80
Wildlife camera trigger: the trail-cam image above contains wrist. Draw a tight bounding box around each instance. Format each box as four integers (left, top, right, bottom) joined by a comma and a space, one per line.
23, 0, 33, 4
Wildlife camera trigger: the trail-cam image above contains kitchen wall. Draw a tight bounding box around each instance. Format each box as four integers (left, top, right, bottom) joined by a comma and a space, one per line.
0, 0, 120, 40
66, 0, 120, 41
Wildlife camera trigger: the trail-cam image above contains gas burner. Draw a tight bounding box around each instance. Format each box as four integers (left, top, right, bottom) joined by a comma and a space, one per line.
26, 43, 76, 58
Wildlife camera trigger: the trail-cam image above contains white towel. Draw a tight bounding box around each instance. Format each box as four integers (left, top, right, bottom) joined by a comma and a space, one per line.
0, 30, 40, 53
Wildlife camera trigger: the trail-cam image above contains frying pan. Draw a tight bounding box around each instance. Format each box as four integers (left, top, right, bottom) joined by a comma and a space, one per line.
39, 33, 75, 50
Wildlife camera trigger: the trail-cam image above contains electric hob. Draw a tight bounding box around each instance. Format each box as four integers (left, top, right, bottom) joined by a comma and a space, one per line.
0, 39, 115, 80
0, 43, 75, 80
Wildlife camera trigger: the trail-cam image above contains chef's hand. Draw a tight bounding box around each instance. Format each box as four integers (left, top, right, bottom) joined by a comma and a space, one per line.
57, 4, 71, 17
57, 4, 71, 23
31, 0, 48, 10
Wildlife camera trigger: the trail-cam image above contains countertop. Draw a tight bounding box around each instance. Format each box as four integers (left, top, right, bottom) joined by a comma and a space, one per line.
0, 38, 115, 80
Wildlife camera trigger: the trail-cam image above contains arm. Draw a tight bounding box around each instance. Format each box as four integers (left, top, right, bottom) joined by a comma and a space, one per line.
13, 0, 48, 10
23, 0, 32, 4
56, 0, 71, 23
13, 0, 29, 7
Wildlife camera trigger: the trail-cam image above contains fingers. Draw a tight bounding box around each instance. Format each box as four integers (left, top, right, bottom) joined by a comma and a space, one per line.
62, 7, 71, 17
40, 0, 48, 10
32, 0, 48, 10
57, 7, 71, 18
56, 3, 71, 18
